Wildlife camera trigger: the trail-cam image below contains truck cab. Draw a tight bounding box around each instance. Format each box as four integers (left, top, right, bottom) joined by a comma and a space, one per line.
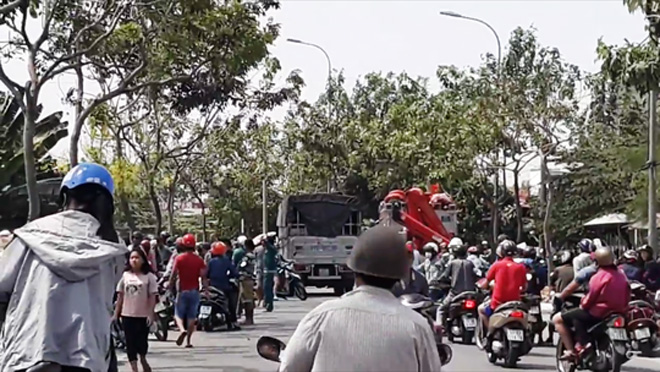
277, 193, 362, 295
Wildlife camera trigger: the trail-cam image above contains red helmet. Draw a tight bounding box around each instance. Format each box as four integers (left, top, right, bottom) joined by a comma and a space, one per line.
181, 233, 196, 248
140, 239, 151, 250
211, 242, 228, 256
405, 241, 415, 253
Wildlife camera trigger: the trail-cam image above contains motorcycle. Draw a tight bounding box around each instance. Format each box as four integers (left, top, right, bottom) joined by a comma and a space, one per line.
275, 261, 307, 301
399, 293, 453, 366
197, 286, 232, 332
556, 312, 632, 372
153, 286, 175, 341
440, 291, 480, 344
627, 282, 658, 357
476, 300, 533, 367
474, 278, 533, 367
523, 293, 546, 345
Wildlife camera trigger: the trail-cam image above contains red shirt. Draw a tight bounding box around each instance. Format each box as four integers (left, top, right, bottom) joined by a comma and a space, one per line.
486, 257, 527, 309
581, 266, 630, 318
173, 252, 206, 291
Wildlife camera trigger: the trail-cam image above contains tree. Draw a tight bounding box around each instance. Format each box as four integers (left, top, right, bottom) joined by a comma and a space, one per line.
0, 93, 66, 193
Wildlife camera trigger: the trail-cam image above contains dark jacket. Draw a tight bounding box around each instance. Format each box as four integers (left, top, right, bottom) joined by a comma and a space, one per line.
391, 269, 429, 298
440, 258, 477, 296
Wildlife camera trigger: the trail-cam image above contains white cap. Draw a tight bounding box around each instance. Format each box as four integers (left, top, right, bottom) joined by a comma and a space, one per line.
237, 235, 248, 244
0, 230, 10, 237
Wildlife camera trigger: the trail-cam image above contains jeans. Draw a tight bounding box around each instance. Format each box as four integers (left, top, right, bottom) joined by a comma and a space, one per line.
226, 289, 239, 323
264, 272, 275, 311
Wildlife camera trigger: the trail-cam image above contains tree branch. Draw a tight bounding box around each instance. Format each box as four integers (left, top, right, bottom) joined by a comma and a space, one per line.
0, 61, 25, 111
0, 0, 22, 15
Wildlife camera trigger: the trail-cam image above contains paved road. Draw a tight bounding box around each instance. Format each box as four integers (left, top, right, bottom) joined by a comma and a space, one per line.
118, 289, 660, 371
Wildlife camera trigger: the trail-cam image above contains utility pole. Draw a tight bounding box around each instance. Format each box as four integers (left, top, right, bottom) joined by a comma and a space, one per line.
262, 179, 268, 235
440, 11, 502, 245
649, 89, 657, 254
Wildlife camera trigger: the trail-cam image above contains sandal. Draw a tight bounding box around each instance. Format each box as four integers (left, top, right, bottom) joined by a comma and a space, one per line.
185, 344, 194, 348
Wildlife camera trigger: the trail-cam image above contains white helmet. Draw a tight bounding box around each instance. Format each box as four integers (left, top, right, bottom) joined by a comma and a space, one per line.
423, 242, 439, 252
448, 237, 463, 248
237, 235, 248, 245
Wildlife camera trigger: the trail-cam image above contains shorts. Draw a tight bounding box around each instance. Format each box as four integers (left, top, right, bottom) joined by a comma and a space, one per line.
484, 304, 494, 317
175, 290, 201, 320
240, 278, 255, 303
255, 272, 263, 289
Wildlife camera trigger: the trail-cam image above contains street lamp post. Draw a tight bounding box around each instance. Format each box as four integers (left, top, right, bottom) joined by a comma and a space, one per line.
440, 11, 503, 245
287, 38, 334, 192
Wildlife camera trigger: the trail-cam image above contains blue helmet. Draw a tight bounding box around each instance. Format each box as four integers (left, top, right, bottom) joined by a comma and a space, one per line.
577, 238, 594, 253
60, 162, 115, 197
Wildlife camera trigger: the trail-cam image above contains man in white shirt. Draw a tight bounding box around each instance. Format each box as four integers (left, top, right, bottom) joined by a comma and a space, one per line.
280, 225, 442, 372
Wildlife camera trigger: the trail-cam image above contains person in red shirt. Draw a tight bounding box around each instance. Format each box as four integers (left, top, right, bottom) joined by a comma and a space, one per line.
168, 233, 208, 348
478, 240, 527, 329
553, 246, 630, 360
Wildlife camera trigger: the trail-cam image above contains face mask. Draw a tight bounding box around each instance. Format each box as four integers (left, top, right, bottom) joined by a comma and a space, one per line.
425, 252, 433, 259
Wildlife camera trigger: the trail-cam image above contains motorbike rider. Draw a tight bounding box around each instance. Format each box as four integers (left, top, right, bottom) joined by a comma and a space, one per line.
573, 238, 595, 276
0, 162, 127, 372
207, 241, 241, 331
520, 245, 544, 296
639, 245, 660, 291
477, 239, 527, 331
546, 250, 574, 344
437, 242, 478, 324
279, 225, 442, 372
238, 238, 257, 325
418, 242, 444, 301
619, 249, 643, 282
232, 235, 248, 266
553, 246, 630, 360
468, 246, 490, 278
391, 241, 430, 297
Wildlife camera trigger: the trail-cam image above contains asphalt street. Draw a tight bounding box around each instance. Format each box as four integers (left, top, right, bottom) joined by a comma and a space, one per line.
118, 289, 660, 372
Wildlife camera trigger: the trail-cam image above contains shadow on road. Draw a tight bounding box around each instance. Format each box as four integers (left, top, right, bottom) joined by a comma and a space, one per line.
515, 362, 555, 370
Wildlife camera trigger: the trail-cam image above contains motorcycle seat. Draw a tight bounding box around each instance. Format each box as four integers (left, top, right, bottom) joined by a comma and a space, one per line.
587, 313, 623, 334
629, 300, 654, 309
451, 291, 478, 303
494, 301, 528, 314
399, 294, 434, 309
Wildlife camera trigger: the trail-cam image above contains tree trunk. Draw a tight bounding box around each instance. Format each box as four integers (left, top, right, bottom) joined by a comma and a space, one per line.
70, 116, 83, 167
513, 167, 523, 242
148, 177, 163, 235
114, 134, 135, 230
167, 179, 175, 235
201, 201, 207, 242
540, 154, 552, 255
23, 103, 39, 221
70, 54, 84, 167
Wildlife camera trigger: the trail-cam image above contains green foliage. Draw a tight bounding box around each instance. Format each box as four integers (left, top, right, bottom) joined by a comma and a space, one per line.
0, 94, 67, 192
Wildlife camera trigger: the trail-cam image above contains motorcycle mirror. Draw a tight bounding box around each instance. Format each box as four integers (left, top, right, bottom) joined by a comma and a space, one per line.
257, 336, 286, 362
526, 273, 533, 281
438, 343, 453, 366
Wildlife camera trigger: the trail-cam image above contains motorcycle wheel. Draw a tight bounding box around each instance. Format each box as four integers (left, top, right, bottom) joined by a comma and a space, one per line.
605, 340, 624, 372
555, 340, 577, 372
203, 318, 214, 332
462, 329, 474, 345
294, 282, 308, 301
487, 351, 497, 364
638, 341, 655, 357
447, 320, 454, 343
154, 318, 168, 341
503, 344, 518, 368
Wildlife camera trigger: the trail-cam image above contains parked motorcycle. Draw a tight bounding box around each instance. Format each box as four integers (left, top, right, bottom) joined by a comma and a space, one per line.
275, 261, 308, 301
523, 293, 546, 345
627, 282, 658, 357
197, 286, 232, 332
440, 291, 480, 344
153, 287, 175, 341
399, 293, 453, 366
556, 312, 632, 372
